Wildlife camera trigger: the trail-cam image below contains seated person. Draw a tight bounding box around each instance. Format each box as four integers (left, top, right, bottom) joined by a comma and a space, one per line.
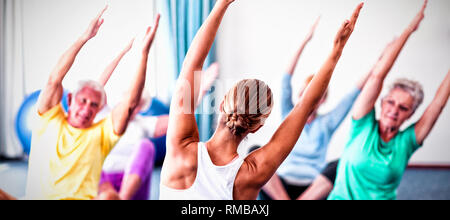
262, 17, 371, 200
94, 39, 219, 200
24, 7, 160, 200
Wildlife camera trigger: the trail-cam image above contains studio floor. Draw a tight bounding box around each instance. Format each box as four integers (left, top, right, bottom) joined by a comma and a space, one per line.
0, 160, 162, 200
1, 160, 450, 200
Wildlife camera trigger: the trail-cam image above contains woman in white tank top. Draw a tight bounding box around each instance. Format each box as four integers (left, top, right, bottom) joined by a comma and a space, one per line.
161, 0, 364, 200
160, 142, 244, 200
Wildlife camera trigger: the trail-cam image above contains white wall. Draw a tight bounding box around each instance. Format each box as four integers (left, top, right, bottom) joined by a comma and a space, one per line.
217, 0, 450, 164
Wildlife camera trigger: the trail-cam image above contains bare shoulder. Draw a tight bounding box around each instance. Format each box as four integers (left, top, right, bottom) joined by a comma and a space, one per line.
233, 155, 265, 200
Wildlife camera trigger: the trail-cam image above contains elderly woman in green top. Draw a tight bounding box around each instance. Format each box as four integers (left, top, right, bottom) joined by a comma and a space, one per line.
329, 0, 450, 200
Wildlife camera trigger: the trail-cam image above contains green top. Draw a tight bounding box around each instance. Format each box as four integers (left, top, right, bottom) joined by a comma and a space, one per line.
328, 110, 422, 200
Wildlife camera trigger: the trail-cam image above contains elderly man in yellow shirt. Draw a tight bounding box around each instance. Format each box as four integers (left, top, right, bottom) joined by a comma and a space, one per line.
24, 7, 160, 200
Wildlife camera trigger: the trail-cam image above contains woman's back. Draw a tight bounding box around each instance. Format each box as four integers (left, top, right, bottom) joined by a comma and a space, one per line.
162, 0, 363, 200
160, 142, 244, 200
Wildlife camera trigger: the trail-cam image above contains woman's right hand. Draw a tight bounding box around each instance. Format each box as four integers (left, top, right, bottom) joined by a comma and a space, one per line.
333, 2, 363, 52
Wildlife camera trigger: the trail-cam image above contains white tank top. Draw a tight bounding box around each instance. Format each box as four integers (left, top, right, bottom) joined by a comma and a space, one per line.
160, 142, 245, 200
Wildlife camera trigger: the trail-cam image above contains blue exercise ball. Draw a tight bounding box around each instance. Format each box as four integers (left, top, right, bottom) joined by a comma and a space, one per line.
140, 97, 170, 117
61, 91, 70, 113
15, 90, 69, 155
150, 135, 166, 166
140, 97, 170, 165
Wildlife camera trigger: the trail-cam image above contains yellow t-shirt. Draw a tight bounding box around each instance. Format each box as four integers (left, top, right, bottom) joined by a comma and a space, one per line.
25, 104, 120, 200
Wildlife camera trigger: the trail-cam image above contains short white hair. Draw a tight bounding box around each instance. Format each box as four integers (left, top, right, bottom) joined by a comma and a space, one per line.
386, 78, 424, 112
72, 80, 107, 108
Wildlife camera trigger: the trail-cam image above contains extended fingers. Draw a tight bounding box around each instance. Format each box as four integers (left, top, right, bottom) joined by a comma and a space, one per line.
334, 19, 350, 44
145, 26, 152, 35
142, 14, 162, 51
146, 15, 161, 41
409, 0, 427, 31
150, 14, 161, 35
418, 0, 427, 18
312, 16, 321, 30
97, 18, 104, 27
128, 38, 136, 46
350, 2, 364, 26
154, 14, 161, 26
96, 5, 108, 21
90, 5, 107, 29
339, 19, 350, 34
124, 38, 135, 52
421, 0, 428, 12
145, 14, 161, 35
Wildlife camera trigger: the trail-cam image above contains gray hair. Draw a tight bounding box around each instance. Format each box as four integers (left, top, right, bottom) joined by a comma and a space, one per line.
386, 78, 424, 112
72, 80, 107, 108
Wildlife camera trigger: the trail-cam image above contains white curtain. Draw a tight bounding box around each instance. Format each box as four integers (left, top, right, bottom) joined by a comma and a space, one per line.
0, 0, 25, 158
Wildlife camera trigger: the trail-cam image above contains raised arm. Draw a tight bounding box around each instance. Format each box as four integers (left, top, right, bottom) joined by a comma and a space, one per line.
167, 0, 233, 150
355, 64, 374, 90
247, 3, 364, 186
38, 6, 107, 114
415, 71, 450, 145
352, 0, 427, 120
111, 14, 160, 136
286, 16, 320, 75
98, 38, 135, 86
281, 18, 320, 118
